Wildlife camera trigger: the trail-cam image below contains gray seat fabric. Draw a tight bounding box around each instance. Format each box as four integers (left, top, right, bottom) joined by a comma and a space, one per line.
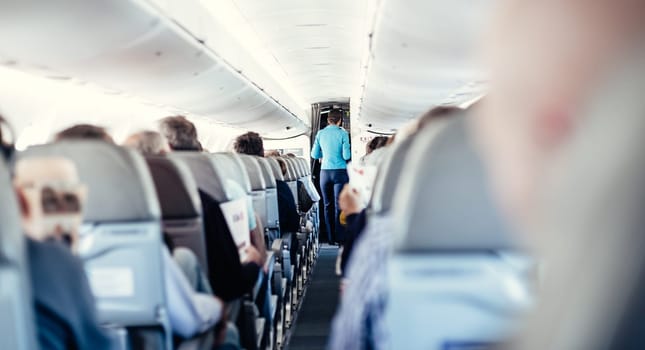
385, 116, 530, 349
146, 156, 208, 274
169, 152, 231, 203
281, 159, 299, 206
212, 153, 252, 196
265, 157, 285, 182
256, 158, 280, 232
20, 141, 170, 348
369, 136, 417, 216
238, 154, 269, 229
392, 115, 518, 252
0, 158, 36, 350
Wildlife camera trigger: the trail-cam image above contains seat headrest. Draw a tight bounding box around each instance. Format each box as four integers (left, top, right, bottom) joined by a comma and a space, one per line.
20, 141, 160, 222
297, 158, 311, 175
0, 157, 23, 261
369, 136, 416, 215
146, 156, 201, 220
255, 157, 277, 188
284, 158, 298, 181
169, 152, 229, 203
212, 153, 252, 193
265, 157, 285, 182
238, 154, 267, 191
391, 115, 518, 252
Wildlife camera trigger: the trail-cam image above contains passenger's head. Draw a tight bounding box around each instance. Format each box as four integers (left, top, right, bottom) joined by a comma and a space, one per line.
158, 116, 201, 151
327, 110, 343, 126
366, 136, 389, 155
265, 150, 281, 157
123, 131, 170, 156
233, 131, 264, 157
14, 157, 87, 251
474, 0, 645, 227
55, 124, 113, 143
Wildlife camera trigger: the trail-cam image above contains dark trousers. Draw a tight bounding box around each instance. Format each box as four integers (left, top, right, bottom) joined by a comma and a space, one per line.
320, 169, 349, 243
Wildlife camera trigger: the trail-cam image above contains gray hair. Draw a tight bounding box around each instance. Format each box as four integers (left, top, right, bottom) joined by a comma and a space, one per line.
124, 131, 170, 156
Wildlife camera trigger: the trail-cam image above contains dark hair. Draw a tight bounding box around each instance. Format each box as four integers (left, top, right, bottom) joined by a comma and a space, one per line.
55, 124, 113, 143
158, 116, 200, 151
417, 106, 462, 130
233, 132, 264, 157
327, 109, 343, 125
366, 136, 389, 154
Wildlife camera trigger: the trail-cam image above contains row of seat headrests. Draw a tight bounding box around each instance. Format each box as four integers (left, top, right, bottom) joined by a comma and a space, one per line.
14, 142, 310, 224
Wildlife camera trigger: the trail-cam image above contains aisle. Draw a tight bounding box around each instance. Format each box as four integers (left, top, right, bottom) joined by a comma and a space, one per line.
285, 245, 340, 350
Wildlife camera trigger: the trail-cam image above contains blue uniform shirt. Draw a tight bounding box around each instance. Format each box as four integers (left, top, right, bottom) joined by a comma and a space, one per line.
311, 125, 351, 169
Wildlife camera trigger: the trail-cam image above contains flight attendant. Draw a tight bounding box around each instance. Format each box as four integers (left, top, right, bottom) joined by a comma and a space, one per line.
311, 109, 351, 244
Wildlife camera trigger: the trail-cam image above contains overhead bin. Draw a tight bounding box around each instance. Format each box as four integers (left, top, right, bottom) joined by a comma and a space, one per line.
357, 0, 492, 131
0, 0, 309, 138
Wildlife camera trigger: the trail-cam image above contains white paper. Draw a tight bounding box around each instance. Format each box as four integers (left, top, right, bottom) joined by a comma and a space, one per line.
348, 162, 378, 206
87, 267, 135, 298
220, 198, 250, 262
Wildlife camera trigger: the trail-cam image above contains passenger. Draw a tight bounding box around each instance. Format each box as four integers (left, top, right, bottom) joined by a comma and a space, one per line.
55, 126, 228, 341
54, 124, 113, 143
14, 157, 114, 350
123, 131, 215, 291
365, 136, 388, 156
160, 116, 264, 301
264, 150, 281, 157
471, 1, 645, 348
329, 105, 460, 350
311, 109, 351, 244
123, 131, 171, 156
234, 132, 300, 234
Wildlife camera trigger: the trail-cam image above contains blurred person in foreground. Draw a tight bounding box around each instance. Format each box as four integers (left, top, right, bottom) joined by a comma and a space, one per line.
15, 156, 114, 350
471, 0, 645, 349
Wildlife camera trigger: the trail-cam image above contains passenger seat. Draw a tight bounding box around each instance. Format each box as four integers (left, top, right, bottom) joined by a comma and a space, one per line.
21, 141, 172, 349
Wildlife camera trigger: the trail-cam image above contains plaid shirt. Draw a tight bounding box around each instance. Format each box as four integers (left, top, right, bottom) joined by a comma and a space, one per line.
328, 215, 393, 350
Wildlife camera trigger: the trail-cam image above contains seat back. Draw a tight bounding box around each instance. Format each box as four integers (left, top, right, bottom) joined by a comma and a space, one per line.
145, 156, 208, 273
368, 136, 417, 216
257, 157, 280, 231
0, 158, 36, 350
297, 157, 311, 176
21, 141, 170, 346
282, 158, 299, 206
212, 153, 252, 195
265, 157, 285, 182
237, 154, 268, 229
385, 116, 530, 349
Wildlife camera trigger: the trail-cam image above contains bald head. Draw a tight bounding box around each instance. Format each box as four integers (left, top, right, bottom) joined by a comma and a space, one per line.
123, 131, 170, 156
474, 0, 645, 227
15, 157, 79, 187
14, 157, 86, 250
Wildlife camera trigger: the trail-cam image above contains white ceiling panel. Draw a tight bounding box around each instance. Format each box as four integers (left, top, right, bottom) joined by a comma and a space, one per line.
229, 0, 371, 104
357, 0, 494, 131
